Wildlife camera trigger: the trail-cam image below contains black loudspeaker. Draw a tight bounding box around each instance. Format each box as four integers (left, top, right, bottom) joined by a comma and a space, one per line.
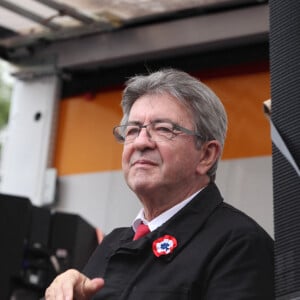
12, 206, 55, 298
0, 194, 32, 300
0, 194, 98, 300
49, 212, 99, 273
269, 1, 300, 299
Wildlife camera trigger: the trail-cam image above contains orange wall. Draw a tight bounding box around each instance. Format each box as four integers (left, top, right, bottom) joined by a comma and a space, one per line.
202, 68, 271, 159
54, 65, 271, 176
54, 90, 124, 175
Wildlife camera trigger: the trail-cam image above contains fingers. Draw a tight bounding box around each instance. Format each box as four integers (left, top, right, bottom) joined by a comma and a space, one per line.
76, 277, 105, 299
45, 269, 104, 300
45, 269, 77, 300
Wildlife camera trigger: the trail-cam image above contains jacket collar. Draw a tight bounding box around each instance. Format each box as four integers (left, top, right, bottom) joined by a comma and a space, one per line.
153, 182, 223, 261
109, 182, 223, 260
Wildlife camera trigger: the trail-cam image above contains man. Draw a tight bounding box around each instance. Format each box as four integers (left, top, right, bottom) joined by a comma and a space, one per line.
45, 69, 274, 299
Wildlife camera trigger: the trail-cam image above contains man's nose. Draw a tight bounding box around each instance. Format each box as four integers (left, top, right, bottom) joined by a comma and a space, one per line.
133, 127, 155, 148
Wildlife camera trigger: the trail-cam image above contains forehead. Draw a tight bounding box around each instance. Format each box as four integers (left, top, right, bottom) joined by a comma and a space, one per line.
129, 93, 191, 122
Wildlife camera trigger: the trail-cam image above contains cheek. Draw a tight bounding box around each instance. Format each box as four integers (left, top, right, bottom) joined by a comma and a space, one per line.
159, 148, 182, 173
121, 146, 131, 169
170, 147, 200, 172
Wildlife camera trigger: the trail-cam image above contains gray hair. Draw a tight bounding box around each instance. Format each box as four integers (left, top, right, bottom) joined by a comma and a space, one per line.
120, 68, 227, 180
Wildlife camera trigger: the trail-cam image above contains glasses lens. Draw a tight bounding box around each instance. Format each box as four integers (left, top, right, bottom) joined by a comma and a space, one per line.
151, 122, 174, 140
124, 125, 140, 142
113, 126, 125, 142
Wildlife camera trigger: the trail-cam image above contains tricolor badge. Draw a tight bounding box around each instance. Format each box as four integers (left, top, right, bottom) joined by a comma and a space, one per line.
152, 235, 178, 257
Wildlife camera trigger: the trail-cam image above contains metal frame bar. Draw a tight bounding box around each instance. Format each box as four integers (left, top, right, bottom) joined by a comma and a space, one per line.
0, 0, 61, 30
33, 0, 96, 24
37, 4, 269, 70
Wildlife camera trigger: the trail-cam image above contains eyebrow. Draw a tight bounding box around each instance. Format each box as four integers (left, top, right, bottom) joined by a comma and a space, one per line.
126, 118, 175, 125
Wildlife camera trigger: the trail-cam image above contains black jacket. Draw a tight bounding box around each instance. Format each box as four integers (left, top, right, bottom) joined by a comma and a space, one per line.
83, 182, 274, 299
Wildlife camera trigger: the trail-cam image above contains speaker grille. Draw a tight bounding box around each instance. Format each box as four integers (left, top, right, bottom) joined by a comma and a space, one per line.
269, 1, 300, 298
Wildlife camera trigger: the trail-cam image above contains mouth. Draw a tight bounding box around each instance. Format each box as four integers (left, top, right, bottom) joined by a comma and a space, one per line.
131, 159, 157, 167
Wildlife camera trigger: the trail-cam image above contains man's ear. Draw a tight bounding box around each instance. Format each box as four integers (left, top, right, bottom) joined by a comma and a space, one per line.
196, 140, 222, 175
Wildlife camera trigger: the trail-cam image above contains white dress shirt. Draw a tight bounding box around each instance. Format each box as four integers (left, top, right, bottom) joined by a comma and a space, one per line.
132, 188, 205, 233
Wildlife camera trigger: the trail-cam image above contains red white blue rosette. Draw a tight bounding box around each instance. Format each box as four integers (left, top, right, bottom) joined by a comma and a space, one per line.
152, 235, 178, 257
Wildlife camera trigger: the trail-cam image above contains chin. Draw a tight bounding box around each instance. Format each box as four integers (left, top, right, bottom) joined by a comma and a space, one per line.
128, 179, 157, 194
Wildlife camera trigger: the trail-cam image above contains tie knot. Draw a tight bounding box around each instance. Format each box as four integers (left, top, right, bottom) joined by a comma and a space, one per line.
133, 223, 150, 240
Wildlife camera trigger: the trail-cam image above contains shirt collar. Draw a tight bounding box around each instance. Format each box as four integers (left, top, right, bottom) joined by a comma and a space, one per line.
132, 187, 205, 233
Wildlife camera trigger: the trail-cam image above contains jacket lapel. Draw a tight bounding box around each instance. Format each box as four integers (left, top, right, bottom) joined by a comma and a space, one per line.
151, 182, 223, 261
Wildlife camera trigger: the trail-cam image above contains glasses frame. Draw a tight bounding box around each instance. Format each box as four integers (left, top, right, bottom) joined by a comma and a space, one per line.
113, 120, 203, 144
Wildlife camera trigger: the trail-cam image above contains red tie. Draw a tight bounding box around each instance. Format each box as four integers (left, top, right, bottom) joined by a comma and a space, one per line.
133, 223, 150, 240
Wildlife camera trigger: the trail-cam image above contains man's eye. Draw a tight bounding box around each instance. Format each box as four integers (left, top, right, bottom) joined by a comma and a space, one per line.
125, 127, 139, 136
155, 124, 173, 133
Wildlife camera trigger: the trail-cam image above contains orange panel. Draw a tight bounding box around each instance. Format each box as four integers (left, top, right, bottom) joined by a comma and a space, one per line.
54, 64, 271, 175
54, 90, 124, 176
201, 69, 271, 159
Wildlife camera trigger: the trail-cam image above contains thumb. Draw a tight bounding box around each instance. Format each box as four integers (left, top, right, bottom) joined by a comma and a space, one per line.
78, 277, 105, 299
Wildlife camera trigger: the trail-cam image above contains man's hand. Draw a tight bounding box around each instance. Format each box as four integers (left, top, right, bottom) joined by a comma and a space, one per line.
45, 269, 104, 300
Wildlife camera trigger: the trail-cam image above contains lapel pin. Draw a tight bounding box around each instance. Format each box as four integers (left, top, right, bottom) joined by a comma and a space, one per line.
152, 235, 178, 257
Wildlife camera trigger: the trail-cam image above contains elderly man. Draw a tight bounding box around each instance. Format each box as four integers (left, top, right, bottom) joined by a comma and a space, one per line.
45, 69, 274, 299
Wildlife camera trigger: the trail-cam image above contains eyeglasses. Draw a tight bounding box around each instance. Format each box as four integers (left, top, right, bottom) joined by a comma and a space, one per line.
113, 120, 203, 144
